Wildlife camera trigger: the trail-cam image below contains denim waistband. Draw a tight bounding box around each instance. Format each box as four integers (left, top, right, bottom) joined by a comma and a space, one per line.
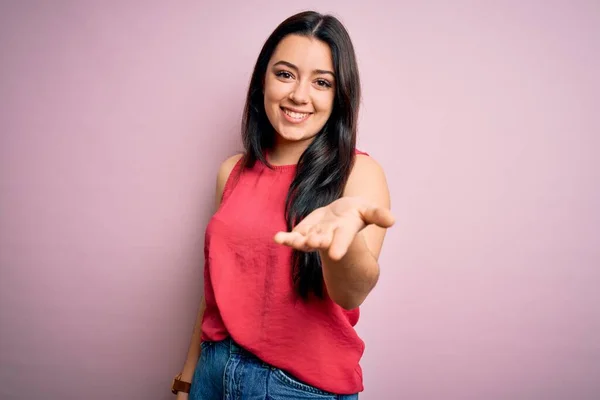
224, 337, 272, 367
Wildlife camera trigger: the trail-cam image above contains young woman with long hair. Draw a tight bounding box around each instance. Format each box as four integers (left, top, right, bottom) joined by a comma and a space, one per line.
171, 10, 394, 399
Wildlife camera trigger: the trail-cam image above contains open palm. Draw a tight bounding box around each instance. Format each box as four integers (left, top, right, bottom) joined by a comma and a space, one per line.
274, 197, 395, 260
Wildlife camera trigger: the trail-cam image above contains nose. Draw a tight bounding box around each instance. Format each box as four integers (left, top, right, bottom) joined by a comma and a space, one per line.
289, 80, 310, 104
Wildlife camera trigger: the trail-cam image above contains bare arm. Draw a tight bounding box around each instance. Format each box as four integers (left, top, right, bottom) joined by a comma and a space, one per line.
179, 297, 206, 382
321, 155, 391, 309
178, 153, 243, 382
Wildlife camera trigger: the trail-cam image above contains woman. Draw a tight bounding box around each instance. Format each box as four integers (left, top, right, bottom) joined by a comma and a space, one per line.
171, 10, 394, 399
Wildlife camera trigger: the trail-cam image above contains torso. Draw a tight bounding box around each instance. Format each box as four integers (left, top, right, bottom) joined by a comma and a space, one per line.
200, 152, 368, 394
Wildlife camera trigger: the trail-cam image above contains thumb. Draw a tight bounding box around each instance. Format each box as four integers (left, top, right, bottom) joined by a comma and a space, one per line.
361, 206, 395, 228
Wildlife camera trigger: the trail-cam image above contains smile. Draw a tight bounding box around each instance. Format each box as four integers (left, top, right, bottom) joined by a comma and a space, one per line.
281, 107, 312, 123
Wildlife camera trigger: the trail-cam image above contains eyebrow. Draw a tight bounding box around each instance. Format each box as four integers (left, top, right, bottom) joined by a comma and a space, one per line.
272, 60, 335, 78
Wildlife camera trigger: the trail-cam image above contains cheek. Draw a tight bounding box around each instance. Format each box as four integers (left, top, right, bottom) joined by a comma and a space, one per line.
314, 94, 335, 116
264, 80, 288, 104
263, 83, 286, 126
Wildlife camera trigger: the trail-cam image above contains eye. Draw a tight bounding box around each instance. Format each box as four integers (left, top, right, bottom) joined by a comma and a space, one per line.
315, 79, 332, 88
275, 70, 294, 80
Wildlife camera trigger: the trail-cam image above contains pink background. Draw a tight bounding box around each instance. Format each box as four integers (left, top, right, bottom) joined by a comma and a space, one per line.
1, 1, 599, 399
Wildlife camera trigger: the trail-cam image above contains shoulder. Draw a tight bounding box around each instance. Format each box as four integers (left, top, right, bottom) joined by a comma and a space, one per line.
217, 153, 244, 185
344, 152, 390, 206
347, 152, 386, 189
216, 153, 244, 205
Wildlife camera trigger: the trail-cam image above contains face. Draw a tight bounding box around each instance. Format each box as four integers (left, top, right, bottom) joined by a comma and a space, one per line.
263, 34, 336, 146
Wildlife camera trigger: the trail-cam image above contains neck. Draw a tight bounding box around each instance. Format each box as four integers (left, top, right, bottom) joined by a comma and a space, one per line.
268, 137, 314, 166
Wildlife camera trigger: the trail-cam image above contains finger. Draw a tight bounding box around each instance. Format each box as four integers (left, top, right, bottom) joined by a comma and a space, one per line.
293, 224, 311, 236
306, 230, 333, 250
294, 208, 326, 233
361, 206, 395, 228
328, 225, 357, 261
308, 224, 335, 248
274, 231, 304, 247
290, 232, 308, 250
273, 231, 288, 245
276, 231, 322, 253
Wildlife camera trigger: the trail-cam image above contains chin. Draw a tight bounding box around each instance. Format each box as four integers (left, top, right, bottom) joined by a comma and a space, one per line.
276, 126, 314, 143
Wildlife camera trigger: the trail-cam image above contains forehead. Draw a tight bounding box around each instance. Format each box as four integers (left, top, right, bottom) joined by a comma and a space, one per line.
270, 34, 333, 71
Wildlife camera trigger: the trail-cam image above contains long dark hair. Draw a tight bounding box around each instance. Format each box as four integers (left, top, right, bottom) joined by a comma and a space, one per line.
240, 11, 361, 299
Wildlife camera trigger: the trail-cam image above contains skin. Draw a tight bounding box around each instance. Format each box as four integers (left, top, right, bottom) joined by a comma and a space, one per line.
264, 34, 394, 309
176, 154, 242, 400
274, 161, 394, 310
263, 34, 336, 165
176, 33, 393, 397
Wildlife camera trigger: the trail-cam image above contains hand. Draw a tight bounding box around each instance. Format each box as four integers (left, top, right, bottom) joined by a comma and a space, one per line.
274, 197, 395, 260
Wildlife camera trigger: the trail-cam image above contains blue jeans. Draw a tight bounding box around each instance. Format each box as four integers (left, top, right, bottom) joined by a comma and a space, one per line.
190, 338, 359, 400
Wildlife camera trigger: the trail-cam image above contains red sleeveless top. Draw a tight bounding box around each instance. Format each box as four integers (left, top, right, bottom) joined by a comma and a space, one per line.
200, 152, 367, 394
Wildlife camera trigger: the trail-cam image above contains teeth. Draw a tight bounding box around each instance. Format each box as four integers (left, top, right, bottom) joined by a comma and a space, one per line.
284, 109, 309, 119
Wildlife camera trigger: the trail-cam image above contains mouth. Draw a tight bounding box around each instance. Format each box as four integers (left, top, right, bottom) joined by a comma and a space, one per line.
280, 107, 312, 124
